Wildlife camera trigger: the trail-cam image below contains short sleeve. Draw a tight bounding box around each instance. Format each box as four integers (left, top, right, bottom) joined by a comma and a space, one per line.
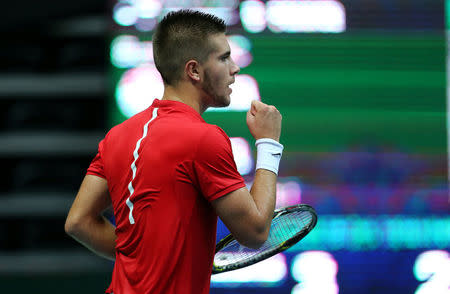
86, 138, 106, 179
192, 126, 246, 202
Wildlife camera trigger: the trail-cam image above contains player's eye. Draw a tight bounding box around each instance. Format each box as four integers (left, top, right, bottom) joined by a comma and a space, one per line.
220, 53, 230, 61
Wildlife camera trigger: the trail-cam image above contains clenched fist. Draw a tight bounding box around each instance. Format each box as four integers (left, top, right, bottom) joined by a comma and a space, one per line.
246, 100, 282, 142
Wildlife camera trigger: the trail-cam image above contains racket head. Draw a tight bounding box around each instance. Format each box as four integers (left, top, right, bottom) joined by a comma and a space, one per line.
212, 204, 317, 274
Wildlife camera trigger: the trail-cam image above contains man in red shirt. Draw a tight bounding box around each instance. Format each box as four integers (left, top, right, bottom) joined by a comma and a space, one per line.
65, 10, 283, 294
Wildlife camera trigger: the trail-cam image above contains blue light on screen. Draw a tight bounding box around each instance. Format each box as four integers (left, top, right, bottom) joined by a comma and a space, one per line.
292, 215, 450, 252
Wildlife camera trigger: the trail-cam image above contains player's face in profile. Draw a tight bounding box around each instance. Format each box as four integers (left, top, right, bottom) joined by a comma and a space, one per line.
201, 33, 240, 108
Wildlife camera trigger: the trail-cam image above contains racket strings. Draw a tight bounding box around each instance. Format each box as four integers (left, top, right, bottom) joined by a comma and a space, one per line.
214, 210, 313, 267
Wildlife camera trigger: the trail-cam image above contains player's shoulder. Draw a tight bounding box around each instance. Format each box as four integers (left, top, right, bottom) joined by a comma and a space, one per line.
101, 120, 128, 143
105, 108, 149, 137
189, 124, 233, 162
196, 124, 232, 150
203, 124, 229, 140
170, 119, 230, 145
172, 118, 228, 140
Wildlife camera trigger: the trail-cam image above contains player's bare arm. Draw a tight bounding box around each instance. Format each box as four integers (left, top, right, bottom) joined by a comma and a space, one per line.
212, 100, 282, 249
65, 175, 117, 261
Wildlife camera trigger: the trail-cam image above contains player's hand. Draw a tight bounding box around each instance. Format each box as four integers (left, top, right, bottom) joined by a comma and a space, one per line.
246, 100, 282, 142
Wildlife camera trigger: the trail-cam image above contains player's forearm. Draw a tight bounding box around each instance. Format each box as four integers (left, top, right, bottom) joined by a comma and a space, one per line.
249, 168, 277, 237
65, 216, 116, 261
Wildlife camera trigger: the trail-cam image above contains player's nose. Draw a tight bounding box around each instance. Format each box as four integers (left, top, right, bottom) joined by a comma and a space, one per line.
230, 58, 240, 75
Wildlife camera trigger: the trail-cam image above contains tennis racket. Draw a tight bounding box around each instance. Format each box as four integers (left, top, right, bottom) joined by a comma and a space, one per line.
212, 204, 317, 274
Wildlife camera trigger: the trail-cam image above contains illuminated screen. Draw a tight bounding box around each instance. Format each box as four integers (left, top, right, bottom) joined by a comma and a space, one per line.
108, 1, 448, 293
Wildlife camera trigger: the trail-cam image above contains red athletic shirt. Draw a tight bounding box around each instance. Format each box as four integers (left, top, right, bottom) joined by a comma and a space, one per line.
86, 99, 245, 294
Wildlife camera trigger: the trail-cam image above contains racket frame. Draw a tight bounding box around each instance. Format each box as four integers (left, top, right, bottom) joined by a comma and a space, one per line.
212, 204, 317, 274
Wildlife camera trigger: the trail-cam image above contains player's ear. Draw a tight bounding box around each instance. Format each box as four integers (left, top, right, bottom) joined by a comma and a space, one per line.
185, 60, 201, 82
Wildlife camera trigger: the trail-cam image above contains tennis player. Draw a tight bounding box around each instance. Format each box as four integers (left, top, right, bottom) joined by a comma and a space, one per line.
65, 9, 283, 294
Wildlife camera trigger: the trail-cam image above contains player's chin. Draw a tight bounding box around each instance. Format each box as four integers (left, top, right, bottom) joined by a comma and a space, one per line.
222, 95, 231, 107
213, 94, 231, 108
224, 94, 231, 106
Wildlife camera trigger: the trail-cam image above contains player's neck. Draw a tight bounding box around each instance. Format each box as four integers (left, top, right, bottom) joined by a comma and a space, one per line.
161, 83, 206, 115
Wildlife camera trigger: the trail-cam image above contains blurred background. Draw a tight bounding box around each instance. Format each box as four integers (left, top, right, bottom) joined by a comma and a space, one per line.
0, 0, 448, 293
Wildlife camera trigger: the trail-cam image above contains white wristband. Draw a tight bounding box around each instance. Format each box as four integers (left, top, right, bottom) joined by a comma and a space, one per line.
255, 138, 284, 175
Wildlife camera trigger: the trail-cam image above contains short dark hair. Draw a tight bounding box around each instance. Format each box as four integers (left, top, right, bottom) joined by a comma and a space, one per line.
152, 9, 226, 85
